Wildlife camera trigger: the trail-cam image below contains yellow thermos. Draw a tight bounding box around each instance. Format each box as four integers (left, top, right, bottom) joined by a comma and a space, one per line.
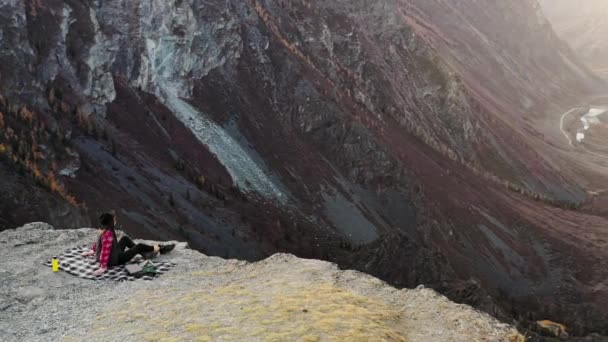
52, 257, 59, 272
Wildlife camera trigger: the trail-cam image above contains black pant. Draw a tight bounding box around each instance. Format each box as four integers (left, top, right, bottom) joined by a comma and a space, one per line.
117, 236, 155, 265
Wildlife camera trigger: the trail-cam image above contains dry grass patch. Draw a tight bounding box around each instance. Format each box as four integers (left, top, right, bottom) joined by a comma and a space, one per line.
89, 280, 407, 341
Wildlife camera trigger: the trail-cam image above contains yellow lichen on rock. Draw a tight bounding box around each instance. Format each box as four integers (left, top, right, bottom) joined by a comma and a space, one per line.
91, 280, 407, 341
537, 320, 568, 338
75, 254, 525, 341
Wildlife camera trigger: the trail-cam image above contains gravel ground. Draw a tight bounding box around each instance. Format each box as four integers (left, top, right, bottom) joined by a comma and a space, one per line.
0, 223, 523, 341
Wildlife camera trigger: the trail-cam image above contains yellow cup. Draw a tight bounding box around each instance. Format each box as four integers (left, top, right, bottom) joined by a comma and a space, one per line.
52, 258, 59, 272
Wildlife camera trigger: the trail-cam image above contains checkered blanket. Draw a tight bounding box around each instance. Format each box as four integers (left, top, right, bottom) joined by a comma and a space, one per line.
44, 246, 176, 281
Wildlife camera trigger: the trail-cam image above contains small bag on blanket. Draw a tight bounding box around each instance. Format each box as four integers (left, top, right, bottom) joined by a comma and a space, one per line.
125, 264, 143, 275
125, 261, 158, 277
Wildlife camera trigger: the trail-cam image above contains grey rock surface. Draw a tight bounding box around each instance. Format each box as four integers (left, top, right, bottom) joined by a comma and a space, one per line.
0, 223, 522, 341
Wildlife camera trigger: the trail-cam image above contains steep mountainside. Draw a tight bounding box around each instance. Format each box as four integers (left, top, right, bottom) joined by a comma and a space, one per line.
540, 0, 608, 73
1, 0, 607, 338
405, 0, 596, 115
0, 95, 89, 229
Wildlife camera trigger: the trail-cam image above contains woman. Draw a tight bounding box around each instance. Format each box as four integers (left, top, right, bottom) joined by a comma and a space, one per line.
82, 213, 175, 276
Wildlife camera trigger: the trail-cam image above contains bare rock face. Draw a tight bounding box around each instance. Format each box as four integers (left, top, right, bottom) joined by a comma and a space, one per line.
0, 223, 523, 342
1, 0, 608, 338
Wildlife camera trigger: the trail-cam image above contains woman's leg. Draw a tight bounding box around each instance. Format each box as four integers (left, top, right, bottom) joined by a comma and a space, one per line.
117, 243, 156, 265
118, 236, 136, 252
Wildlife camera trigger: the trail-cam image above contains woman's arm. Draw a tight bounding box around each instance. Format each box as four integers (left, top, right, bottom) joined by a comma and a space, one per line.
81, 250, 95, 257
81, 242, 97, 257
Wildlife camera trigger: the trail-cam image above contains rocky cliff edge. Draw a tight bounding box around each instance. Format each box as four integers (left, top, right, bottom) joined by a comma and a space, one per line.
0, 223, 523, 342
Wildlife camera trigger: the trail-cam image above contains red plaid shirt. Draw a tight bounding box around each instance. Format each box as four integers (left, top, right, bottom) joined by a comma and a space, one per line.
91, 230, 114, 269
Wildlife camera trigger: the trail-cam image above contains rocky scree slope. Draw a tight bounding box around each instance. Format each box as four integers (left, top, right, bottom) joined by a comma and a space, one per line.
0, 0, 607, 337
0, 223, 524, 342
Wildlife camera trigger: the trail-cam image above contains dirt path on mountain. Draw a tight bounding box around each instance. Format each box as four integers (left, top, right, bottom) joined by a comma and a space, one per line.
559, 106, 608, 161
559, 107, 581, 147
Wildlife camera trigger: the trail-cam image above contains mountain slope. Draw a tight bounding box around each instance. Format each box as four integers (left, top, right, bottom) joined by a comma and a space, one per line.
0, 223, 524, 342
540, 0, 608, 72
0, 0, 607, 337
405, 0, 597, 113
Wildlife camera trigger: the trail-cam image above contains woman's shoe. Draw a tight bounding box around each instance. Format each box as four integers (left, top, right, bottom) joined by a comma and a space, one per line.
159, 244, 175, 255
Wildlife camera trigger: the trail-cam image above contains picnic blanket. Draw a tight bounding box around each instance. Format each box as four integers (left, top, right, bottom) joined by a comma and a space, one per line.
44, 245, 176, 281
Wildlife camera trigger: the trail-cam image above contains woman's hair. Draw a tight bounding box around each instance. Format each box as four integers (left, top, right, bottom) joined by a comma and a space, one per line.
98, 212, 118, 242
99, 213, 115, 229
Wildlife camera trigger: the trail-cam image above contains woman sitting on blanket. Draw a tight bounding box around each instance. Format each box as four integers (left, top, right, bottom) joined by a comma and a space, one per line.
82, 212, 175, 276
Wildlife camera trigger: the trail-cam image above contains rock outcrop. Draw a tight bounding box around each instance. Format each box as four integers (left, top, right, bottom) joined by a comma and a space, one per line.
0, 223, 523, 341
